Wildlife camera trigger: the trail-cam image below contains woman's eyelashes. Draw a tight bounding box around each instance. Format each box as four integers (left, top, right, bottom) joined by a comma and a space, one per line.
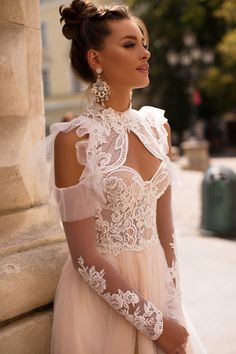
123, 42, 148, 49
124, 42, 135, 48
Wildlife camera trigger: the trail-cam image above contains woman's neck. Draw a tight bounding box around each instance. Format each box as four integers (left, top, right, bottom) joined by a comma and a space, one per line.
103, 88, 132, 113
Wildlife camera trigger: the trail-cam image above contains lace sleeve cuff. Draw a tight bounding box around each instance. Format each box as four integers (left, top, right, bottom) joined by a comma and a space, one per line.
104, 291, 163, 340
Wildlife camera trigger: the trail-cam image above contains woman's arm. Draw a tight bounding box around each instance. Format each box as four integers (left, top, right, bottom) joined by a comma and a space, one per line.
156, 122, 177, 284
156, 185, 176, 268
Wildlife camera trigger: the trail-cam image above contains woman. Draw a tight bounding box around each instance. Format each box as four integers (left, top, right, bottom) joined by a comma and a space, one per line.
49, 1, 206, 353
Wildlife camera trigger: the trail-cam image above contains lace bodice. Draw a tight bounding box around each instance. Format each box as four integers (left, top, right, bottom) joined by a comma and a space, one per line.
96, 161, 170, 255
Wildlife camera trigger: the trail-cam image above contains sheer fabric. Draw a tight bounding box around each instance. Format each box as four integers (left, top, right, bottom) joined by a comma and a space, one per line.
49, 103, 206, 354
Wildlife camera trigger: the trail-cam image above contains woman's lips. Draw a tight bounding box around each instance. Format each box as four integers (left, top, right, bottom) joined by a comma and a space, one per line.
136, 64, 149, 73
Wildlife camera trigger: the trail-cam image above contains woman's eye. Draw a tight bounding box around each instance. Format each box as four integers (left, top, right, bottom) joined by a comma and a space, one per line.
143, 43, 148, 49
124, 43, 135, 48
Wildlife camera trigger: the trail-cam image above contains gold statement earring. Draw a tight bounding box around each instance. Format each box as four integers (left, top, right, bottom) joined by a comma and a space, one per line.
91, 68, 111, 106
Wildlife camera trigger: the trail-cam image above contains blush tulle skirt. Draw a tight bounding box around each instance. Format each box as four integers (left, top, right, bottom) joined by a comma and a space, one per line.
50, 244, 206, 354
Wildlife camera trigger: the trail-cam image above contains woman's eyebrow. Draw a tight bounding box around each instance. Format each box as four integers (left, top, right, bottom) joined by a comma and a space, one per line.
119, 35, 145, 42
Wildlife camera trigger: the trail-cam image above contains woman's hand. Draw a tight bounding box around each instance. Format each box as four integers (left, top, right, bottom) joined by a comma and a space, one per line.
155, 317, 189, 354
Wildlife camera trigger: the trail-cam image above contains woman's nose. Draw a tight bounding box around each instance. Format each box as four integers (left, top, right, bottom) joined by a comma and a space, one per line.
141, 48, 151, 60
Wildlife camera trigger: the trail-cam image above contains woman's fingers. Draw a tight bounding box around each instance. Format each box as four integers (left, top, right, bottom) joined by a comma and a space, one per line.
155, 317, 189, 354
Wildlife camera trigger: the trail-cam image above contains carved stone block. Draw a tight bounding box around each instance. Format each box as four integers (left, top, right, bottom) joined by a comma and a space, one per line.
0, 117, 47, 211
0, 24, 28, 117
0, 241, 68, 322
0, 0, 40, 29
0, 311, 52, 354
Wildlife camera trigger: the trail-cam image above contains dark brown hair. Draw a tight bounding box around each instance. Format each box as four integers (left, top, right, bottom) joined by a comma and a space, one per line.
59, 0, 149, 83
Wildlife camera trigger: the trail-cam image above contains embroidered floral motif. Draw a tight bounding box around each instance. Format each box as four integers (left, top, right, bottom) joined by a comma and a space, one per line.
77, 256, 106, 295
166, 270, 182, 321
166, 236, 182, 320
95, 164, 170, 255
77, 256, 163, 340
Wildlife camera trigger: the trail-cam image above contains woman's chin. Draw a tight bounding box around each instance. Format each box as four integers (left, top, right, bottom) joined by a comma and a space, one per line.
133, 79, 150, 89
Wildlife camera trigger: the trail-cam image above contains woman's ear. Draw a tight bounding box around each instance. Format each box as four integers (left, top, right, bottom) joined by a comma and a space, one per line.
87, 49, 102, 71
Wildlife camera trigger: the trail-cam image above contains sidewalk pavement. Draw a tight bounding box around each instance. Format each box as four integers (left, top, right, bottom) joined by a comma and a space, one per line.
172, 157, 236, 354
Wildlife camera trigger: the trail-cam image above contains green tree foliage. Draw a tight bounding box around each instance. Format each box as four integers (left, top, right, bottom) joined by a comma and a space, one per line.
199, 0, 236, 115
128, 0, 233, 136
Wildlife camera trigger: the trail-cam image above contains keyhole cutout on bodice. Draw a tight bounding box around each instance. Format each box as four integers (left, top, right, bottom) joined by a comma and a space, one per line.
124, 132, 163, 182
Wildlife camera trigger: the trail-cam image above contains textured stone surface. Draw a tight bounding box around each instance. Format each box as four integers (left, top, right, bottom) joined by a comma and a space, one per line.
0, 310, 52, 354
27, 27, 44, 116
0, 206, 64, 256
0, 0, 40, 29
0, 23, 28, 117
0, 0, 45, 211
0, 241, 68, 322
0, 0, 25, 25
0, 117, 47, 211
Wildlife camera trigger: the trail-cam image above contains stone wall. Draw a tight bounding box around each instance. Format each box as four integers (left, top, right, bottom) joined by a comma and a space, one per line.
0, 1, 68, 353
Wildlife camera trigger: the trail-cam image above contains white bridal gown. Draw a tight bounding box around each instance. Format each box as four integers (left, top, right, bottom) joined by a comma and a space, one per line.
47, 103, 206, 354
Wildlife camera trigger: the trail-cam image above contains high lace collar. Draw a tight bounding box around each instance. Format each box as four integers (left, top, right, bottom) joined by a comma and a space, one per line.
88, 102, 133, 118
86, 102, 139, 132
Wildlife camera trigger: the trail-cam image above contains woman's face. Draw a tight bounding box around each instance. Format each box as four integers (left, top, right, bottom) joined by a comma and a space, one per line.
96, 18, 151, 90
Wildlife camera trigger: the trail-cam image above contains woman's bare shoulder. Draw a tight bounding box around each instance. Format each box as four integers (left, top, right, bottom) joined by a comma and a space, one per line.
54, 127, 88, 188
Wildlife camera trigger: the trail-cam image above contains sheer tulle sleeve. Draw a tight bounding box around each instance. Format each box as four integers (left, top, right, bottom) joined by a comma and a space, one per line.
54, 137, 104, 222
29, 116, 106, 223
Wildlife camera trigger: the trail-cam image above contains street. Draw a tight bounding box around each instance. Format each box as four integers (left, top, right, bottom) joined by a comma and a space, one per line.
173, 157, 236, 354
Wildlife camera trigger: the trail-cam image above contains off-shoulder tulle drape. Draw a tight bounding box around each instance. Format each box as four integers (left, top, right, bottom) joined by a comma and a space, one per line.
30, 116, 105, 222
52, 119, 107, 222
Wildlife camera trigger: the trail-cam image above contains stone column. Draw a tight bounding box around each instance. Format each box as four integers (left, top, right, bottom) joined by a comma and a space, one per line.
0, 1, 67, 353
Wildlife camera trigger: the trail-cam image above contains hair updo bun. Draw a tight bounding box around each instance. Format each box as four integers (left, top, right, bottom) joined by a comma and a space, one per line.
59, 0, 148, 83
59, 0, 98, 40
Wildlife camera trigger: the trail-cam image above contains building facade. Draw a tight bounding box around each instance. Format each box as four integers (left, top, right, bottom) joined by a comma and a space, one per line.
40, 0, 86, 130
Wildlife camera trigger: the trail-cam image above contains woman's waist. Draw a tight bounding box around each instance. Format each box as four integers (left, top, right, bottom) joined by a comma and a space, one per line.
96, 228, 161, 256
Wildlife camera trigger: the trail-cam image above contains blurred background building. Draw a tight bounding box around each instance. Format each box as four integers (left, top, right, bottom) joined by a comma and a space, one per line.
40, 0, 85, 131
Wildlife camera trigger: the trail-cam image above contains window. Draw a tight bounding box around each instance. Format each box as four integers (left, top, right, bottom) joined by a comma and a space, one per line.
41, 21, 48, 49
71, 71, 82, 93
42, 68, 50, 97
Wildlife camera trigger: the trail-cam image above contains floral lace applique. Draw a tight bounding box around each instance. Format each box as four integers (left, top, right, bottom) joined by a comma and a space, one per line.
77, 256, 163, 340
77, 256, 106, 294
166, 236, 182, 320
